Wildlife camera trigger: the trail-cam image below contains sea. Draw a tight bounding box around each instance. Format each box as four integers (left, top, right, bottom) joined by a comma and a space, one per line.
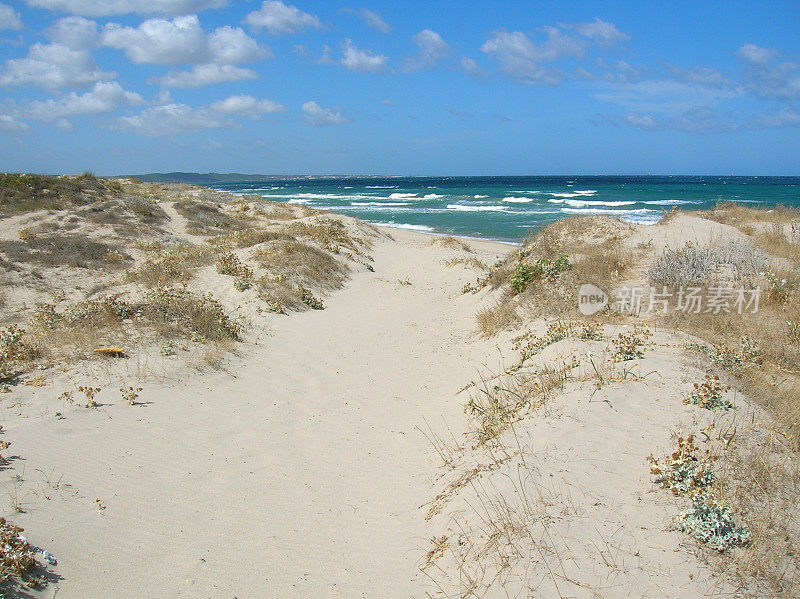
208, 176, 800, 243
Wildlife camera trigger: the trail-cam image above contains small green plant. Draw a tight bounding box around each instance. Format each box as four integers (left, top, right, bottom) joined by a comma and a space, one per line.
765, 271, 790, 303
216, 252, 253, 291
648, 434, 715, 496
612, 331, 645, 361
680, 494, 750, 552
511, 262, 535, 293
510, 255, 570, 293
0, 325, 26, 382
233, 277, 251, 292
77, 386, 101, 408
299, 287, 324, 310
120, 386, 142, 405
684, 375, 733, 411
514, 321, 571, 366
576, 322, 604, 341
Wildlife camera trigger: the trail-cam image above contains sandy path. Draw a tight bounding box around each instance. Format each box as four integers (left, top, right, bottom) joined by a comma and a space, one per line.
7, 230, 510, 598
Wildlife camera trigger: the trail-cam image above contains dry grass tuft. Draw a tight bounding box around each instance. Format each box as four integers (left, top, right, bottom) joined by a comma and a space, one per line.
476, 300, 520, 337
429, 236, 473, 252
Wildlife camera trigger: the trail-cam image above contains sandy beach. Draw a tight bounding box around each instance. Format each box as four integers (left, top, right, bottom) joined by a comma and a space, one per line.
0, 179, 798, 597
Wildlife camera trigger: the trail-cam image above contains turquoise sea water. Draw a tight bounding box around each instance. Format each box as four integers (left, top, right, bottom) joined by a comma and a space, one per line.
209, 176, 800, 243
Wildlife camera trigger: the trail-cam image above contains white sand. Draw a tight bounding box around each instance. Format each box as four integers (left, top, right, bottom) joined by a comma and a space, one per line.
3, 220, 747, 597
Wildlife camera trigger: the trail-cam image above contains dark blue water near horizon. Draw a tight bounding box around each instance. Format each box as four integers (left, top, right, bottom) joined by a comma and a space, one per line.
208, 175, 800, 242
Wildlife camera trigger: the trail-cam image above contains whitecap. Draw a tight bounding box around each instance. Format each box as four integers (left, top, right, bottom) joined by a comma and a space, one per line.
374, 222, 435, 232
643, 199, 697, 206
366, 185, 397, 189
390, 192, 419, 199
474, 194, 489, 198
447, 204, 509, 212
351, 201, 411, 207
562, 199, 637, 208
550, 190, 598, 198
423, 193, 443, 199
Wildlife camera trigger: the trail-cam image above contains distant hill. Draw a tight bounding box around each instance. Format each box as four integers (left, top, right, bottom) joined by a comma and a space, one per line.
128, 173, 395, 184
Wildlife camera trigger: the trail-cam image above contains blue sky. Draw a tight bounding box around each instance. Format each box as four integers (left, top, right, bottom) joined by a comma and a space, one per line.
0, 0, 798, 175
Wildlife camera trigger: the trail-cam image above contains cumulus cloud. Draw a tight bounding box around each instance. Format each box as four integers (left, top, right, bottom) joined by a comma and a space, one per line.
339, 39, 387, 73
23, 80, 143, 120
480, 27, 584, 84
209, 94, 285, 116
244, 1, 321, 35
109, 103, 232, 135
339, 8, 389, 33
0, 42, 112, 89
45, 16, 99, 49
302, 100, 347, 125
0, 3, 23, 30
154, 64, 257, 88
481, 21, 626, 84
23, 0, 228, 17
101, 15, 267, 65
0, 114, 28, 133
402, 29, 448, 72
739, 43, 775, 65
570, 18, 628, 46
459, 56, 488, 79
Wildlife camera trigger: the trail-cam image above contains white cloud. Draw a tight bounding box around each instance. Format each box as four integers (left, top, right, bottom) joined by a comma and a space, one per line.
593, 79, 740, 114
101, 15, 267, 65
0, 3, 23, 30
109, 103, 231, 136
45, 17, 99, 49
571, 18, 627, 46
0, 43, 112, 89
0, 114, 28, 133
738, 43, 800, 98
402, 29, 448, 72
668, 65, 731, 89
755, 107, 800, 128
459, 56, 488, 79
339, 38, 387, 73
23, 0, 228, 17
480, 28, 584, 84
154, 64, 257, 88
244, 1, 321, 35
23, 81, 143, 120
340, 8, 389, 33
481, 21, 626, 84
210, 94, 285, 116
620, 106, 737, 133
739, 43, 775, 65
302, 101, 347, 125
